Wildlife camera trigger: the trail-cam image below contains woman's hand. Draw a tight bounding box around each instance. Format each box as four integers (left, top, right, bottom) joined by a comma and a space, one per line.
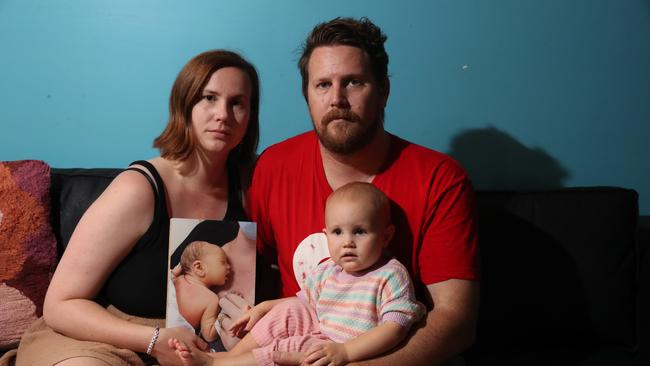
215, 292, 252, 349
152, 327, 207, 366
170, 264, 182, 278
272, 351, 306, 366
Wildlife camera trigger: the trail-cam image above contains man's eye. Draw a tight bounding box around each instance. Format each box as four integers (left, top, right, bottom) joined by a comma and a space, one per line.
316, 82, 330, 89
348, 79, 362, 87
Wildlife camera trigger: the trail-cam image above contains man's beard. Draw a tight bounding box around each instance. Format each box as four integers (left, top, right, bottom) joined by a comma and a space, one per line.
314, 108, 383, 155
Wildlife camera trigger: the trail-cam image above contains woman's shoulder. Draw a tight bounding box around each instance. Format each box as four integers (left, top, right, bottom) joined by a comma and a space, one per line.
103, 158, 166, 208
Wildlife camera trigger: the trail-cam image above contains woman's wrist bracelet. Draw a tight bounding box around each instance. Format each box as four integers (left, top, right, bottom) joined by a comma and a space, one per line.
146, 326, 160, 355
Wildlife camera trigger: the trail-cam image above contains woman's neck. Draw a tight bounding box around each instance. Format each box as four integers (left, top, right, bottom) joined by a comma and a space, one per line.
159, 151, 231, 219
174, 152, 229, 192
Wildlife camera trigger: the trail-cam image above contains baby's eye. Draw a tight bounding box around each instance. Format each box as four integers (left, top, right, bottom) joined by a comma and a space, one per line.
354, 228, 367, 235
332, 228, 342, 235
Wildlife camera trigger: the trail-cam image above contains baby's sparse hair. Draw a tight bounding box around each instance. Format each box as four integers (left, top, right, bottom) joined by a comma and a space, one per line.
326, 182, 391, 225
179, 241, 208, 274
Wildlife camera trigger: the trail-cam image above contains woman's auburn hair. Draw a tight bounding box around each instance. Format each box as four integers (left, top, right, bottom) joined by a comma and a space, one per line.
153, 49, 260, 165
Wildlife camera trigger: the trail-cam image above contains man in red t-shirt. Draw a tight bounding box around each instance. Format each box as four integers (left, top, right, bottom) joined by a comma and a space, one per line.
248, 17, 480, 366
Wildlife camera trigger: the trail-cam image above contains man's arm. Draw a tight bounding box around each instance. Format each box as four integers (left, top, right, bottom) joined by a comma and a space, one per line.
353, 279, 479, 366
273, 279, 479, 366
304, 322, 407, 365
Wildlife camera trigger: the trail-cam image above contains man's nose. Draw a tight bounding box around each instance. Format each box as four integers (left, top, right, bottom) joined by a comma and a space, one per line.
330, 85, 350, 108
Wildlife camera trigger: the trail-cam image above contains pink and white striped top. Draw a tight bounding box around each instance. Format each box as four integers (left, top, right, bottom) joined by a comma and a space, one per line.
297, 258, 425, 343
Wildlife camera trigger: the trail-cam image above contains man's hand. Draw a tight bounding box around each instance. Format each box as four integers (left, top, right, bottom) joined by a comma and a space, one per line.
304, 342, 348, 366
272, 351, 306, 365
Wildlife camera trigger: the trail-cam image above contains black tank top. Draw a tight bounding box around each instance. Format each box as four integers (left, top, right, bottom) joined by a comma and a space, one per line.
99, 160, 247, 318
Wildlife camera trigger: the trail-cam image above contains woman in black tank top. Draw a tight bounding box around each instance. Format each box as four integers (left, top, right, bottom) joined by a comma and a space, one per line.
21, 50, 261, 366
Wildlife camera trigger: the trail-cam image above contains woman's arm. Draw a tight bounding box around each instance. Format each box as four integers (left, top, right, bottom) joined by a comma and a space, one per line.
43, 170, 204, 364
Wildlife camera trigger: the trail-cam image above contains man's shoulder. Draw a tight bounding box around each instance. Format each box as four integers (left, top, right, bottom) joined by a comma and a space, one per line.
388, 134, 468, 178
252, 131, 315, 179
259, 131, 315, 160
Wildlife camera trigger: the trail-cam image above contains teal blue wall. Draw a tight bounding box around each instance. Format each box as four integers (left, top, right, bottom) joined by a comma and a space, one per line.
1, 0, 649, 214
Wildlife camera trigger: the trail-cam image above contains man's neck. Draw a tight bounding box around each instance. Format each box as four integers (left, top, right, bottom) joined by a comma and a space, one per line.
320, 130, 391, 191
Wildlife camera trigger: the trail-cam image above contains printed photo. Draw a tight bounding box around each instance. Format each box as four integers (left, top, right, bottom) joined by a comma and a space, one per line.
166, 218, 256, 351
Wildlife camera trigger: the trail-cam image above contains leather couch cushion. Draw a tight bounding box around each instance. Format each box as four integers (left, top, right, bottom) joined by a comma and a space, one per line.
50, 168, 122, 255
468, 187, 638, 361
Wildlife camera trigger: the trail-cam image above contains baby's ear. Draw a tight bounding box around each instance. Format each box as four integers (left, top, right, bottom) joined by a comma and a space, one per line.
192, 260, 205, 276
383, 224, 395, 247
322, 227, 327, 234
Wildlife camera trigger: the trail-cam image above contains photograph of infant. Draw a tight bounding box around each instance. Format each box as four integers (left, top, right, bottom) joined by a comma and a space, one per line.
166, 219, 256, 351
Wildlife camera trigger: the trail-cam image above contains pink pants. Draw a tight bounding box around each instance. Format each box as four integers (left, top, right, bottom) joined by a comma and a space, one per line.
250, 298, 330, 366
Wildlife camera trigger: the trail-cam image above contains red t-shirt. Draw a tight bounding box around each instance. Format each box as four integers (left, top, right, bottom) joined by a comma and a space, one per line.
248, 131, 479, 298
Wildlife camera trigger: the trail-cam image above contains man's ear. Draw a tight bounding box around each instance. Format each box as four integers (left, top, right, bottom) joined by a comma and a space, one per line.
381, 77, 390, 107
383, 224, 395, 247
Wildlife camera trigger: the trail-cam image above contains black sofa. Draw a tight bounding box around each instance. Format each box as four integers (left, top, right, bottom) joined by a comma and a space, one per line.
49, 168, 648, 365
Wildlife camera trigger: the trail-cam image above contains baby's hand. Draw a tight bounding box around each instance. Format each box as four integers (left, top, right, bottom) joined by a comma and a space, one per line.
227, 306, 263, 338
304, 342, 348, 366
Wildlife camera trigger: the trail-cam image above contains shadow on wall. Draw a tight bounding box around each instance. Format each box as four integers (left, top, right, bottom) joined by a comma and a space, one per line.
448, 126, 569, 190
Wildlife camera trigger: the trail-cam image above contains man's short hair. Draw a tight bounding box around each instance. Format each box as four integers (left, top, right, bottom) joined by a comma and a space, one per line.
298, 17, 389, 99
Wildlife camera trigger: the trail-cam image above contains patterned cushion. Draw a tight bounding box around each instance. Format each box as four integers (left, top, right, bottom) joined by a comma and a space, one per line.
0, 160, 57, 349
